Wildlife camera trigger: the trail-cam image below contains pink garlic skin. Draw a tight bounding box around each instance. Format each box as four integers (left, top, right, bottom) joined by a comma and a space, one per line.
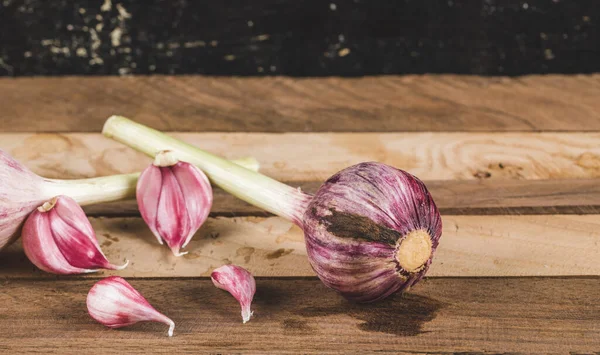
137, 155, 213, 256
302, 162, 442, 303
0, 150, 48, 250
22, 195, 128, 274
211, 265, 256, 323
87, 276, 175, 336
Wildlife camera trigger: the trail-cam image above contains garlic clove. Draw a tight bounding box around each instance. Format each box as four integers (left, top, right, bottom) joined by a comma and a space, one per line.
170, 160, 212, 249
22, 196, 128, 274
136, 160, 164, 246
137, 150, 212, 257
22, 210, 92, 274
155, 167, 191, 256
87, 276, 175, 336
211, 264, 256, 323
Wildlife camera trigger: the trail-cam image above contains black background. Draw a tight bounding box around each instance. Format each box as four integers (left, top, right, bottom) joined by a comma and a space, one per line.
1, 0, 598, 76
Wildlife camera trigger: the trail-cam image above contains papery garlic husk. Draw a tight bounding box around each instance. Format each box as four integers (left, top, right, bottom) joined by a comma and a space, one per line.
22, 195, 128, 274
103, 116, 442, 303
87, 276, 175, 336
211, 264, 256, 323
137, 150, 213, 256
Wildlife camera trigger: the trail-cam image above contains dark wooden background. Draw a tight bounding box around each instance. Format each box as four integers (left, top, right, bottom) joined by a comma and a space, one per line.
1, 0, 599, 76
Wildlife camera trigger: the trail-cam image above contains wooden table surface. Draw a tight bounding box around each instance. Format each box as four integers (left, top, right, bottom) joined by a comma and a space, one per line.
0, 75, 599, 354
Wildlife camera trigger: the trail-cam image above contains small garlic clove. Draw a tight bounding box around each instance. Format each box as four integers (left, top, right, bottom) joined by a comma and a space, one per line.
211, 264, 256, 323
87, 276, 175, 336
22, 195, 128, 274
137, 150, 213, 257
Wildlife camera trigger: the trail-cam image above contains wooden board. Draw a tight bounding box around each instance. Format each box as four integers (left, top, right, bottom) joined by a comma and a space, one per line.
4, 132, 600, 182
1, 74, 599, 352
0, 278, 597, 354
2, 75, 600, 132
82, 179, 600, 217
2, 215, 599, 278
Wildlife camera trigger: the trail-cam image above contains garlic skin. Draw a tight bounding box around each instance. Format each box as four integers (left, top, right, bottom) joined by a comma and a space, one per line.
87, 276, 175, 336
211, 265, 256, 323
22, 195, 128, 274
303, 163, 442, 302
0, 150, 47, 251
137, 150, 213, 256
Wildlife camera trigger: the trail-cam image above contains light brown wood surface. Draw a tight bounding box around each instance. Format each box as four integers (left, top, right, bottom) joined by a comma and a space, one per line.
2, 75, 600, 132
0, 278, 597, 354
1, 215, 598, 278
3, 132, 600, 182
83, 179, 600, 217
1, 75, 599, 354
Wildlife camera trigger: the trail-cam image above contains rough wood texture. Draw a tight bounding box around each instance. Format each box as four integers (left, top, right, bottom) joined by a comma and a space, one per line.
2, 75, 600, 132
3, 132, 600, 182
83, 179, 600, 217
2, 215, 599, 278
0, 278, 597, 354
1, 1, 598, 76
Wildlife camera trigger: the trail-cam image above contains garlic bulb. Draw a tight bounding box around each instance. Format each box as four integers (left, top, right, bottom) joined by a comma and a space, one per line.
137, 150, 212, 256
103, 116, 442, 303
303, 163, 441, 302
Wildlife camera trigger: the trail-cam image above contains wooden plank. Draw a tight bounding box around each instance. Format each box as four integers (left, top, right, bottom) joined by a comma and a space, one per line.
2, 76, 600, 132
83, 179, 600, 217
1, 0, 599, 77
0, 278, 597, 354
3, 132, 600, 182
2, 215, 599, 278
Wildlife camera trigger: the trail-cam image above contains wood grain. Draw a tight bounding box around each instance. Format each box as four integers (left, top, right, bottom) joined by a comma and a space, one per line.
0, 278, 597, 354
3, 132, 600, 183
2, 215, 599, 278
83, 179, 600, 217
2, 75, 600, 132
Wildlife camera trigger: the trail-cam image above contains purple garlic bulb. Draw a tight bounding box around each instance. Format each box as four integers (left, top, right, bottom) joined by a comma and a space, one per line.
303, 162, 442, 302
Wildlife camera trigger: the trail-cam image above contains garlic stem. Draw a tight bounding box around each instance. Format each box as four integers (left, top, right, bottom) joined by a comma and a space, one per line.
44, 173, 140, 206
41, 157, 259, 207
103, 116, 311, 225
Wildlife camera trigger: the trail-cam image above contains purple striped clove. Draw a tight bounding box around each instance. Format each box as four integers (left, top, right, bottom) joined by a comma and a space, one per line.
87, 276, 175, 336
211, 265, 256, 323
137, 150, 213, 256
22, 195, 128, 274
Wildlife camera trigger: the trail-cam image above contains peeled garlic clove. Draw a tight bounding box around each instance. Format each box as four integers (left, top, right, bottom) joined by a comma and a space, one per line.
211, 265, 256, 323
87, 276, 175, 336
22, 195, 128, 274
137, 150, 213, 256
